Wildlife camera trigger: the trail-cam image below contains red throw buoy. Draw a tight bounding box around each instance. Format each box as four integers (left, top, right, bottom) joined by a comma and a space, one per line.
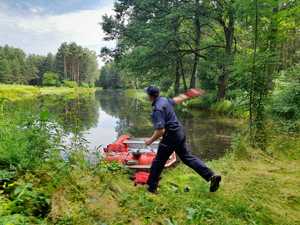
134, 171, 150, 186
100, 135, 177, 185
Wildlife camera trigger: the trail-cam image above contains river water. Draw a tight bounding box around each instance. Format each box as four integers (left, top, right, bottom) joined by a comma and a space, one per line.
9, 90, 241, 160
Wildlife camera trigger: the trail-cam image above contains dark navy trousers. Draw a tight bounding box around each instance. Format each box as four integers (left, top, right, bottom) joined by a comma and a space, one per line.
147, 128, 214, 190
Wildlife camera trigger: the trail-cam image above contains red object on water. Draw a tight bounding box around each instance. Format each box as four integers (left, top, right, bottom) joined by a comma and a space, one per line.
102, 135, 176, 169
104, 135, 129, 152
134, 171, 150, 185
101, 135, 177, 185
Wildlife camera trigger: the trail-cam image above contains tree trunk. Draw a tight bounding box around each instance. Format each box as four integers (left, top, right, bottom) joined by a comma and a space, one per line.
63, 56, 67, 80
249, 0, 259, 144
174, 59, 181, 95
72, 59, 75, 81
217, 65, 227, 100
217, 10, 234, 100
266, 6, 278, 89
179, 57, 188, 91
190, 0, 201, 89
172, 15, 183, 94
77, 60, 80, 84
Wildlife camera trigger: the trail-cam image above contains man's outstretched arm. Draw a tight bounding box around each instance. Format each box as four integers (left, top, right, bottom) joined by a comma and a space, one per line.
173, 88, 206, 105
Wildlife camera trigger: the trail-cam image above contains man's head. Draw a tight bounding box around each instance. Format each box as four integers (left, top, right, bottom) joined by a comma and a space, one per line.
145, 86, 160, 101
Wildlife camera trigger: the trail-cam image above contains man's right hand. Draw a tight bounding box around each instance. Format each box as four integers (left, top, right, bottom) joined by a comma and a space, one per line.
173, 88, 206, 104
184, 88, 205, 98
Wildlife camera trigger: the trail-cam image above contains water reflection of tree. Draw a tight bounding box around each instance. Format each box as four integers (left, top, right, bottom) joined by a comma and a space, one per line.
11, 95, 99, 135
98, 90, 240, 160
180, 111, 238, 160
97, 90, 153, 137
40, 95, 99, 134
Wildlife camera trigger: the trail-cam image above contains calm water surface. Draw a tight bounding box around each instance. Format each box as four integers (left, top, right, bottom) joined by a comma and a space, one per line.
10, 90, 241, 160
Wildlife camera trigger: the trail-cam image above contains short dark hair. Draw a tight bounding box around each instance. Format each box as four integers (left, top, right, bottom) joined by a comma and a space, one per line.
145, 86, 160, 97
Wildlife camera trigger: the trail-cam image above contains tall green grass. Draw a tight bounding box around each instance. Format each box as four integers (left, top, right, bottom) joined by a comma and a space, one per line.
0, 100, 64, 224
0, 110, 60, 171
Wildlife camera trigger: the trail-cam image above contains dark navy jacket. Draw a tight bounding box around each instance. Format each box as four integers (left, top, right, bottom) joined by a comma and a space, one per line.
151, 97, 182, 131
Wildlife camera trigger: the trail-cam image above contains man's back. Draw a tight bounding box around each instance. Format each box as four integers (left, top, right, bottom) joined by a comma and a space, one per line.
151, 97, 181, 132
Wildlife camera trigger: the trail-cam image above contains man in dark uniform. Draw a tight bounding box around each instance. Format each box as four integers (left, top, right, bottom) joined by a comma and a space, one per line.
144, 86, 221, 193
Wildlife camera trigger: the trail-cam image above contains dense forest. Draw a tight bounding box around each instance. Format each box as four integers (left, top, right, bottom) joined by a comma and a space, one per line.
0, 42, 99, 86
101, 0, 299, 93
100, 0, 299, 148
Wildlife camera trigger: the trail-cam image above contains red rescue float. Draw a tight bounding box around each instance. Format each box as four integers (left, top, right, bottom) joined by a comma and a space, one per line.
101, 135, 177, 184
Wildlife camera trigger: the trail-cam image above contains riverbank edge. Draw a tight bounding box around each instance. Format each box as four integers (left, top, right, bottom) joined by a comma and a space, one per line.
123, 88, 249, 118
1, 134, 299, 224
0, 84, 96, 101
52, 135, 300, 224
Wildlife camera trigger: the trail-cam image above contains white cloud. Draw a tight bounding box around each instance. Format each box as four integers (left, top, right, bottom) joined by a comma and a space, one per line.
0, 4, 115, 67
29, 7, 44, 14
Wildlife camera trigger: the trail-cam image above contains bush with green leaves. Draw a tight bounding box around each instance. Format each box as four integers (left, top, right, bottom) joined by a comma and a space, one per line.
63, 80, 78, 88
272, 83, 300, 121
80, 82, 89, 88
185, 92, 216, 110
42, 72, 60, 87
0, 107, 61, 171
211, 100, 233, 114
270, 65, 300, 123
9, 182, 50, 217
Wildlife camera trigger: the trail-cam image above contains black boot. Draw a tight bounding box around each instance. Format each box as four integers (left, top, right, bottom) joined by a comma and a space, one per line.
210, 175, 221, 192
147, 186, 158, 194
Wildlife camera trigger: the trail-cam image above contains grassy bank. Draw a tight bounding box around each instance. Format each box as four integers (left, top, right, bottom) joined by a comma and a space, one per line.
48, 135, 300, 225
52, 145, 299, 225
0, 84, 95, 101
1, 133, 299, 224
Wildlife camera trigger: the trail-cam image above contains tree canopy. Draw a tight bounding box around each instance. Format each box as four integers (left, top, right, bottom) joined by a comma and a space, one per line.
0, 42, 99, 86
101, 0, 300, 148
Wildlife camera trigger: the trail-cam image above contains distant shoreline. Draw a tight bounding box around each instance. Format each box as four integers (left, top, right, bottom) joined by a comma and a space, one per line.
0, 84, 95, 101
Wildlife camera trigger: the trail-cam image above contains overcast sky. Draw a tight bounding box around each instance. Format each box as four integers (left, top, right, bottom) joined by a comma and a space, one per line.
0, 0, 115, 67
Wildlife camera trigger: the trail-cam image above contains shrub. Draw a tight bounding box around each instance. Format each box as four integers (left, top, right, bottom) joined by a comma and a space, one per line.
211, 100, 233, 114
63, 80, 78, 88
0, 109, 61, 171
186, 92, 216, 110
89, 83, 95, 88
10, 182, 50, 217
272, 83, 300, 120
270, 65, 300, 123
80, 82, 89, 88
42, 72, 60, 87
